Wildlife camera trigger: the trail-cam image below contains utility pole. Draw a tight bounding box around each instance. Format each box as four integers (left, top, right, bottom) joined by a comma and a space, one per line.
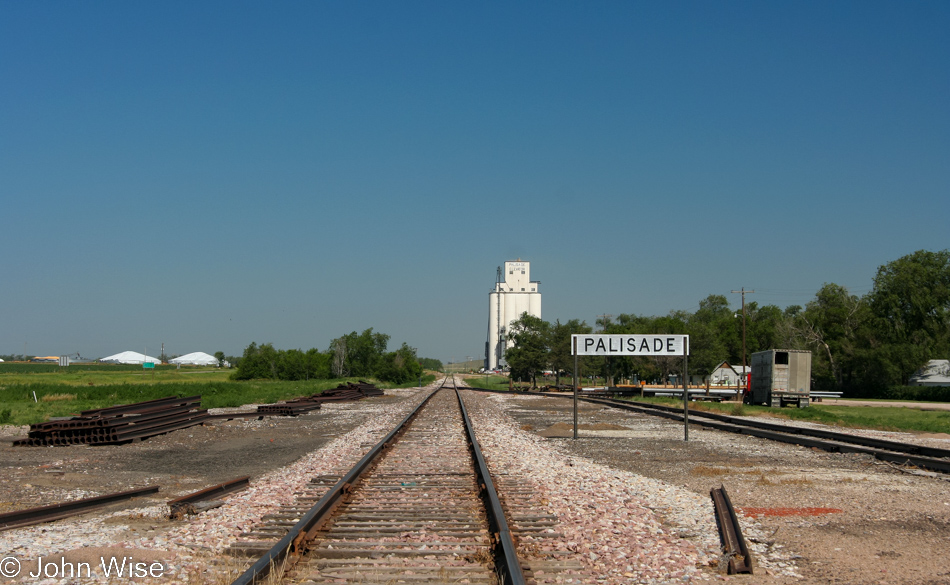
730, 288, 755, 395
598, 314, 612, 386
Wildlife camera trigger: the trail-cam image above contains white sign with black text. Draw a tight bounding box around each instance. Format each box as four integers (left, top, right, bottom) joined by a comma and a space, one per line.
571, 334, 689, 356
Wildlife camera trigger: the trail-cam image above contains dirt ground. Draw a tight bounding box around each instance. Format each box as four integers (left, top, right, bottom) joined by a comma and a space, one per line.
0, 396, 404, 515
2, 390, 950, 584
498, 394, 950, 585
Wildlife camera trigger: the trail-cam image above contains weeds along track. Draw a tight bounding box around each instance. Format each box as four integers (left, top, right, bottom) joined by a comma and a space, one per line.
231, 379, 526, 585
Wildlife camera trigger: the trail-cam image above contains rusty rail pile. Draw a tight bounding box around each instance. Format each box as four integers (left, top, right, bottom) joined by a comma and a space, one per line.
13, 395, 209, 447
256, 382, 384, 416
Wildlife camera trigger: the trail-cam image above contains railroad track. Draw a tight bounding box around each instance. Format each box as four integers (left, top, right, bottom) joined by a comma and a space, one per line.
231, 377, 527, 585
539, 392, 950, 474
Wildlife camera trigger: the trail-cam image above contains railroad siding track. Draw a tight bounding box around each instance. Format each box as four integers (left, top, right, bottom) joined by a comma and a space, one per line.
540, 393, 950, 474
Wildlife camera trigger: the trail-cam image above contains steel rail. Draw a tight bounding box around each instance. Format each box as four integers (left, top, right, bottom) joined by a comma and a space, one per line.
454, 385, 527, 585
552, 394, 950, 474
710, 485, 752, 574
230, 382, 443, 585
30, 402, 201, 432
167, 476, 251, 517
0, 485, 160, 531
79, 395, 203, 417
608, 398, 950, 459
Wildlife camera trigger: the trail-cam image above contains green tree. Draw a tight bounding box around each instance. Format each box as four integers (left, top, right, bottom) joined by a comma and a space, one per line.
277, 349, 307, 380
549, 319, 592, 386
744, 303, 784, 356
213, 351, 226, 367
377, 343, 423, 384
866, 249, 950, 385
797, 283, 866, 390
329, 328, 390, 378
686, 295, 738, 375
606, 311, 689, 384
233, 342, 280, 380
418, 357, 443, 372
774, 305, 806, 349
504, 313, 551, 387
306, 348, 331, 379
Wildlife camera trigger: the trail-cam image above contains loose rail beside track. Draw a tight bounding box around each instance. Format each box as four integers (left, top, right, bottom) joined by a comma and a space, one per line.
0, 486, 160, 531
710, 485, 752, 575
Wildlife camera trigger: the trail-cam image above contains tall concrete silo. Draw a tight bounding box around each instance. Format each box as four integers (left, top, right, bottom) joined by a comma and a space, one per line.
486, 260, 541, 370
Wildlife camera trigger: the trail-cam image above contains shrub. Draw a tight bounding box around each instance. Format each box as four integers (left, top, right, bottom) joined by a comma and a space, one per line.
847, 385, 950, 402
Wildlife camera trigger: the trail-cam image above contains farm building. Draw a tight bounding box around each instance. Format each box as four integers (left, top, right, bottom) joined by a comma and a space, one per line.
909, 359, 950, 386
709, 361, 749, 386
100, 351, 161, 364
169, 352, 219, 366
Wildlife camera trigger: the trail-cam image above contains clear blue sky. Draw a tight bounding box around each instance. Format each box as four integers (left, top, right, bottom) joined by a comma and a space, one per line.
2, 1, 948, 363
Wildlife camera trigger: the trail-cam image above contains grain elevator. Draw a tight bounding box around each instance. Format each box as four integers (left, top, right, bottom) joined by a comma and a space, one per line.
486, 260, 541, 370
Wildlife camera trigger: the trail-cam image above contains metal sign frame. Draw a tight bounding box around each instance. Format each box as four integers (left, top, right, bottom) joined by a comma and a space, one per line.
571, 334, 691, 441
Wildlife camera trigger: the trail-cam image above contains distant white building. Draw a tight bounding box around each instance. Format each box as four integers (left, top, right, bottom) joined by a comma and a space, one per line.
486, 260, 541, 370
100, 351, 161, 365
169, 352, 219, 366
709, 361, 750, 386
909, 359, 950, 386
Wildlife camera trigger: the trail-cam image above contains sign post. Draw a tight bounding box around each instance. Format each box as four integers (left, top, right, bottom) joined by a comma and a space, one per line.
683, 351, 689, 441
572, 337, 578, 440
571, 334, 690, 440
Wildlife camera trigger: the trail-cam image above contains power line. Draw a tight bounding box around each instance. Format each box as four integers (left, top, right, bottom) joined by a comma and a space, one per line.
730, 288, 755, 389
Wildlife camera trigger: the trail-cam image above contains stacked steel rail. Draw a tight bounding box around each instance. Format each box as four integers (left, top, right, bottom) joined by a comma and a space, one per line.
231, 378, 525, 585
256, 382, 384, 416
13, 395, 209, 447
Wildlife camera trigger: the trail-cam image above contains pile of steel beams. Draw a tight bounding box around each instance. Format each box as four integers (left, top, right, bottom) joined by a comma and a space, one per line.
315, 381, 385, 401
255, 398, 323, 416
13, 396, 209, 447
256, 382, 384, 416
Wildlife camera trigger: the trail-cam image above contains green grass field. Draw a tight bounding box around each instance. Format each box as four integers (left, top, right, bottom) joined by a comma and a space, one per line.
463, 375, 510, 390
0, 366, 436, 426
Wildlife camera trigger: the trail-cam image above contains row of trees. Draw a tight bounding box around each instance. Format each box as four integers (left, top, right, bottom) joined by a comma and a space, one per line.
233, 328, 440, 384
505, 249, 950, 393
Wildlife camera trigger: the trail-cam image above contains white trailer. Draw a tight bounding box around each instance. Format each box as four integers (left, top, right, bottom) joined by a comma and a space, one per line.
749, 349, 812, 408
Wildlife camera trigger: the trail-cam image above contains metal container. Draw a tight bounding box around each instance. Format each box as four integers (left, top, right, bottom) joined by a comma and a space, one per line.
750, 349, 812, 408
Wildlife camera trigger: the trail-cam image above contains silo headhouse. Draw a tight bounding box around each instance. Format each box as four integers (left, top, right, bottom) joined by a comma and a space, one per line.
486, 260, 541, 370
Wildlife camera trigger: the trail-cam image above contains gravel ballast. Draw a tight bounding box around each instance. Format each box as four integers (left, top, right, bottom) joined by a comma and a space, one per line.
1, 380, 949, 584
